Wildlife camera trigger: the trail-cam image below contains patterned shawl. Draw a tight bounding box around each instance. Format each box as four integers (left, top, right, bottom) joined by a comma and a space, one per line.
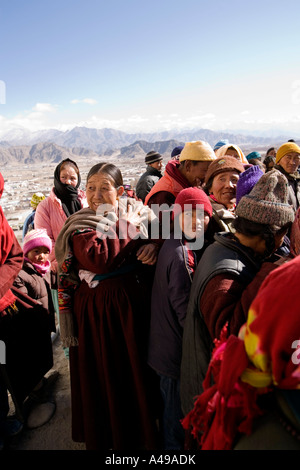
55, 198, 157, 347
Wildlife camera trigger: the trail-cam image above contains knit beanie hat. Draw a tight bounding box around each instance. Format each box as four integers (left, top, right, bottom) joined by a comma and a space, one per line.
30, 192, 45, 209
213, 139, 229, 151
23, 229, 52, 255
275, 142, 300, 164
235, 169, 295, 226
145, 151, 163, 164
171, 146, 184, 158
215, 143, 248, 164
246, 151, 262, 161
236, 165, 264, 206
173, 187, 213, 218
204, 156, 245, 186
179, 141, 216, 162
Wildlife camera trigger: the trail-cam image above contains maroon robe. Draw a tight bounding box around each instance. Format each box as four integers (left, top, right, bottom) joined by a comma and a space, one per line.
69, 230, 160, 450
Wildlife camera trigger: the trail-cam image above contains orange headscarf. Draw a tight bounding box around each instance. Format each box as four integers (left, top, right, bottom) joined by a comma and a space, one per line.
215, 143, 248, 164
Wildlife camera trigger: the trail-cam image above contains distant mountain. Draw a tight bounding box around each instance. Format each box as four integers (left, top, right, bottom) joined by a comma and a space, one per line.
0, 125, 283, 154
104, 139, 185, 159
1, 125, 297, 166
0, 142, 99, 166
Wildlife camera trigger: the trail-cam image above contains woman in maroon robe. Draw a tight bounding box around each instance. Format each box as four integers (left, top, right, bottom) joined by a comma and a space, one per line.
55, 162, 161, 450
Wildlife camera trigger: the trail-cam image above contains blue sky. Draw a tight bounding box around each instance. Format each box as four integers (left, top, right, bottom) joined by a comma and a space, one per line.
1, 0, 300, 137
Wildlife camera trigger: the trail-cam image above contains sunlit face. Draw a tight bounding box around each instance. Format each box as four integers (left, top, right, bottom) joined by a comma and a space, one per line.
26, 247, 50, 266
179, 209, 210, 240
150, 160, 163, 171
210, 171, 240, 208
185, 161, 212, 187
60, 165, 79, 187
267, 149, 276, 158
279, 152, 300, 174
86, 172, 124, 212
225, 149, 240, 159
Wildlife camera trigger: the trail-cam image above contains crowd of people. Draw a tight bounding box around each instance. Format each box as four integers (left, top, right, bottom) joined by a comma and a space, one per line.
0, 139, 299, 451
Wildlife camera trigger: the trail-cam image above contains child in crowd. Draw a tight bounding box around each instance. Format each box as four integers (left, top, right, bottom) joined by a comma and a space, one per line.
22, 192, 46, 241
13, 229, 58, 429
147, 187, 213, 450
15, 229, 56, 331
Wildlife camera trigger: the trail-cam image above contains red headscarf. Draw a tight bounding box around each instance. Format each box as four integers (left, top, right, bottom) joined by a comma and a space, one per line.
0, 172, 17, 312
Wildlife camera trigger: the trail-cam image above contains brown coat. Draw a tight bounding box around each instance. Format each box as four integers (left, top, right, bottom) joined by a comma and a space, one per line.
13, 260, 56, 332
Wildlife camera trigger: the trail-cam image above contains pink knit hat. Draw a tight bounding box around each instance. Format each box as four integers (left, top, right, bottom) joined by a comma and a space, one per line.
23, 229, 52, 255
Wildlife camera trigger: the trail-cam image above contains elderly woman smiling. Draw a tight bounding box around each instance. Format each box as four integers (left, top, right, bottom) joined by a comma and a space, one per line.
55, 162, 161, 451
203, 156, 245, 243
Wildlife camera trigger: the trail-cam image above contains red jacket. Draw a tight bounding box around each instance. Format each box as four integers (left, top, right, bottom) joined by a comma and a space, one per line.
145, 160, 190, 207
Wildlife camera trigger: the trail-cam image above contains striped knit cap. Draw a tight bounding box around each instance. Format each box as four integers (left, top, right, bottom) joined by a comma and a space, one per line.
23, 228, 52, 255
145, 151, 163, 164
235, 169, 295, 226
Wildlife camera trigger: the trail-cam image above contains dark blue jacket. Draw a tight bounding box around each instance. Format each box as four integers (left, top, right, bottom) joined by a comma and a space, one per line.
147, 233, 207, 379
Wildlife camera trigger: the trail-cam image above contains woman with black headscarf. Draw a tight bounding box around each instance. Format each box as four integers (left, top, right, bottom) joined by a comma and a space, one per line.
34, 159, 87, 357
35, 158, 87, 273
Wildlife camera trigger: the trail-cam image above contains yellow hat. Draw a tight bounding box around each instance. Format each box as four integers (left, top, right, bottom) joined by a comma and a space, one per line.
275, 142, 300, 164
179, 141, 216, 162
30, 192, 45, 209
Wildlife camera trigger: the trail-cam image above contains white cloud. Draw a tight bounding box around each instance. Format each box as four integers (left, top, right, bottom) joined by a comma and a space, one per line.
127, 115, 148, 123
0, 102, 59, 137
71, 98, 98, 105
33, 102, 57, 112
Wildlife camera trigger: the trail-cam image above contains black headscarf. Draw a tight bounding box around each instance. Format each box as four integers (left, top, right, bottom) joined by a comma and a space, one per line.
53, 159, 82, 217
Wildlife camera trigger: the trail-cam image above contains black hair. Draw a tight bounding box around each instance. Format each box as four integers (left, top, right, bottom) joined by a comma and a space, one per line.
247, 159, 266, 172
86, 162, 123, 188
266, 147, 275, 155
